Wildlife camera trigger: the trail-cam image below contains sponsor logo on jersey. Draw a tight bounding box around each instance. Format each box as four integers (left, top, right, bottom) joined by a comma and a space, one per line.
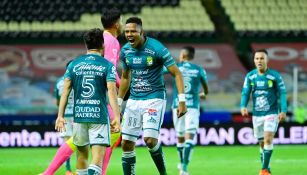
256, 81, 265, 87
144, 48, 155, 55
73, 62, 105, 72
133, 57, 142, 64
148, 109, 157, 116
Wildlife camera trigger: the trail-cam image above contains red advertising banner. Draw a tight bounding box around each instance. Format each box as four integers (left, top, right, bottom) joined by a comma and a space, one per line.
0, 44, 85, 114
0, 43, 244, 114
166, 44, 246, 112
251, 43, 307, 72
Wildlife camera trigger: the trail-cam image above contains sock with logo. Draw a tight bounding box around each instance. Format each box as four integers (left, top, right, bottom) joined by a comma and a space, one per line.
149, 142, 167, 175
122, 151, 136, 175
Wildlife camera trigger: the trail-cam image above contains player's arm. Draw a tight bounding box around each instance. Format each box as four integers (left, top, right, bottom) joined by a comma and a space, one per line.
167, 64, 187, 118
55, 78, 72, 132
118, 69, 131, 105
117, 49, 130, 106
240, 75, 251, 117
53, 82, 60, 106
199, 68, 209, 99
276, 73, 287, 122
107, 81, 121, 133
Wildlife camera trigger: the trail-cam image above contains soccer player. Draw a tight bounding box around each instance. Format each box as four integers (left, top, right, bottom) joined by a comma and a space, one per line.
118, 17, 187, 175
53, 60, 75, 175
240, 49, 287, 175
40, 8, 123, 175
170, 46, 208, 175
55, 28, 121, 175
101, 7, 123, 175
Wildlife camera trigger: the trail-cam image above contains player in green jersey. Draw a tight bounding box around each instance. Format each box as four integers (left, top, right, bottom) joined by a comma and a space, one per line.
55, 28, 121, 175
171, 46, 208, 175
240, 49, 287, 175
118, 17, 187, 175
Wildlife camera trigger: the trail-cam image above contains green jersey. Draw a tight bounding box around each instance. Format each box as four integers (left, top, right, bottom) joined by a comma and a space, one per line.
240, 68, 287, 116
120, 37, 175, 100
172, 61, 208, 109
54, 76, 74, 117
64, 53, 116, 124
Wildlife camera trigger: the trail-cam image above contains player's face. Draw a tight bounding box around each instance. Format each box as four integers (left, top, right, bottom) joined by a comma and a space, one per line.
124, 23, 143, 48
254, 52, 268, 72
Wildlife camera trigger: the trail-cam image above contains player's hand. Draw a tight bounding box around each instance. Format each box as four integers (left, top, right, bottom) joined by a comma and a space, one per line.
177, 102, 187, 118
199, 92, 206, 100
111, 118, 121, 133
278, 112, 286, 122
241, 108, 249, 117
55, 117, 66, 133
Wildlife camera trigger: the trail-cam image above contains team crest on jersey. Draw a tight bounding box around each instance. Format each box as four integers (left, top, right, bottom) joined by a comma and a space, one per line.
268, 80, 273, 87
146, 56, 153, 66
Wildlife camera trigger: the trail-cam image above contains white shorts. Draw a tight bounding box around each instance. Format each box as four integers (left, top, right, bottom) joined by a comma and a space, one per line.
60, 117, 73, 137
122, 98, 166, 142
73, 123, 110, 146
172, 108, 200, 137
252, 114, 279, 140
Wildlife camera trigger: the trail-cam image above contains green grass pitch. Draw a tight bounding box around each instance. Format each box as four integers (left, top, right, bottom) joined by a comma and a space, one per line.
0, 145, 306, 175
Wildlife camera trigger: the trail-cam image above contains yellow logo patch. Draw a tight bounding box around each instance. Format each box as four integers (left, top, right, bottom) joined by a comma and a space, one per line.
146, 56, 153, 66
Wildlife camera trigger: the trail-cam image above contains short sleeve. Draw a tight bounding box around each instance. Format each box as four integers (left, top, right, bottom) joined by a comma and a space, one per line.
107, 63, 117, 82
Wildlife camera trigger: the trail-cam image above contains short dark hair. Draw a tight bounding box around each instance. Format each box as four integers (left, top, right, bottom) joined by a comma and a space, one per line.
101, 8, 121, 29
83, 28, 103, 50
126, 17, 142, 26
254, 49, 268, 56
183, 46, 195, 60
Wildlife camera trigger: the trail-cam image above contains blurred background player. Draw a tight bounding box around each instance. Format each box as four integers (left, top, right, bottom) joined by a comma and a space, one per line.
55, 28, 121, 175
240, 49, 287, 175
170, 46, 209, 175
40, 8, 123, 175
118, 17, 187, 175
53, 60, 75, 175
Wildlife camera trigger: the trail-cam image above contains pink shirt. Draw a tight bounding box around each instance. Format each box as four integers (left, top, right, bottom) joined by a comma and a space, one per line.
103, 32, 120, 87
103, 32, 121, 120
103, 32, 120, 67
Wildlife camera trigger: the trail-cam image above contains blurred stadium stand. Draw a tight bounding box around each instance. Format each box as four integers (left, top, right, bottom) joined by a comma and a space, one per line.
220, 0, 307, 37
0, 0, 306, 124
0, 0, 214, 39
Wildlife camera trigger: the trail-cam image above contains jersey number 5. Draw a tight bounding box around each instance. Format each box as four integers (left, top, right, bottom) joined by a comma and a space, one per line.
81, 75, 95, 98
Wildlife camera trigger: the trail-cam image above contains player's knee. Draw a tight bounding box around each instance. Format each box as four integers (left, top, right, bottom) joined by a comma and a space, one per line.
121, 139, 135, 151
264, 137, 273, 145
144, 137, 157, 149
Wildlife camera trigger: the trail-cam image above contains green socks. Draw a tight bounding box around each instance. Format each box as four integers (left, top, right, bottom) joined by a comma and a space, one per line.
122, 151, 136, 175
149, 143, 167, 175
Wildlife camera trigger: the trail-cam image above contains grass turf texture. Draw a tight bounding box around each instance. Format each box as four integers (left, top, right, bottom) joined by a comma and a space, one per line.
0, 145, 306, 175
